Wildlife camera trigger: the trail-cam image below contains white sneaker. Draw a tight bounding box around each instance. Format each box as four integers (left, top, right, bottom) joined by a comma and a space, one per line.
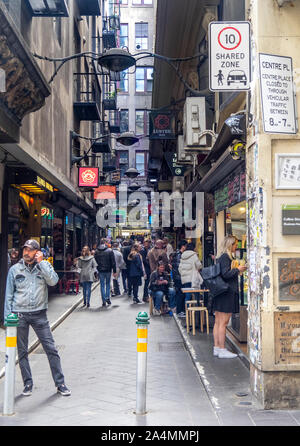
218, 348, 238, 359
152, 308, 161, 316
213, 347, 221, 356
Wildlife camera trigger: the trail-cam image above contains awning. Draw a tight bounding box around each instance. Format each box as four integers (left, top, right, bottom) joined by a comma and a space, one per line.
194, 149, 245, 194
202, 114, 246, 166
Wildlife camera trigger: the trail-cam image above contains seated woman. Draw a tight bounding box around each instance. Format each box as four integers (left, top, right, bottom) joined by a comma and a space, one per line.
148, 262, 176, 316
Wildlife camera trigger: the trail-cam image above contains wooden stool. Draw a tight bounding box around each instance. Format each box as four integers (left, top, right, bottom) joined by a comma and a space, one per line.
185, 300, 197, 327
187, 306, 209, 335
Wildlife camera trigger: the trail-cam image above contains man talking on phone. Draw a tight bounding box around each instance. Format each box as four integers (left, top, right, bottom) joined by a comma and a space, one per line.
4, 240, 71, 397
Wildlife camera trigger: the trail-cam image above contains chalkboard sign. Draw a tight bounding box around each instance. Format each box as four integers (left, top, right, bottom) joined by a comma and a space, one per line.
214, 169, 246, 212
275, 312, 300, 365
278, 258, 300, 301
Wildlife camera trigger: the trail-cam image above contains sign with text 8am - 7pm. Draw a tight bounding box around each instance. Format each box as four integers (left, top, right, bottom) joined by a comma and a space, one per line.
209, 21, 251, 92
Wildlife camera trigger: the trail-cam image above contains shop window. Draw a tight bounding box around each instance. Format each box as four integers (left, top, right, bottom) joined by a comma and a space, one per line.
133, 0, 153, 5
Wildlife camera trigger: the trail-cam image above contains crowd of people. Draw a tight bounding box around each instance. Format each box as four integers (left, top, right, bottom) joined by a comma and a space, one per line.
69, 235, 205, 318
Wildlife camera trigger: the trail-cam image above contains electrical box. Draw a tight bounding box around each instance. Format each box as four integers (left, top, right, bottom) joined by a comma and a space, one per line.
183, 97, 207, 147
176, 135, 193, 164
172, 176, 184, 193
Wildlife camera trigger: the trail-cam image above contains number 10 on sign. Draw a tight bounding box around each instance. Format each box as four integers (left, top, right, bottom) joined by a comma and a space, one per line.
209, 22, 251, 92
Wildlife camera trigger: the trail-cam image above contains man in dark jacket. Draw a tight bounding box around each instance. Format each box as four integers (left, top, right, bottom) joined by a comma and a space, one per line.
171, 239, 187, 317
140, 239, 151, 303
121, 239, 133, 296
94, 239, 116, 307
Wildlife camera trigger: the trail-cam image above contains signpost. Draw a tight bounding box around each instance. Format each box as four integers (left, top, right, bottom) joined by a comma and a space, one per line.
209, 21, 251, 92
259, 53, 297, 134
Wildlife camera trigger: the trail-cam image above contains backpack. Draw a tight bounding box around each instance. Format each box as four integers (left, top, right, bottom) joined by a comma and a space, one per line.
200, 263, 229, 298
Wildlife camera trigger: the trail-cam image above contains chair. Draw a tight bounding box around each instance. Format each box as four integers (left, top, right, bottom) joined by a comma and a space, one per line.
186, 305, 209, 335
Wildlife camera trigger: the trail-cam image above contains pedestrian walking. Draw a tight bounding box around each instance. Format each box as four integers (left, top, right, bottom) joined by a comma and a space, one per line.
94, 238, 117, 307
140, 238, 151, 303
147, 239, 170, 273
4, 240, 71, 397
122, 239, 133, 296
112, 242, 126, 296
76, 246, 97, 308
163, 237, 174, 260
127, 243, 145, 304
178, 242, 203, 304
171, 239, 188, 317
148, 262, 176, 316
212, 235, 247, 359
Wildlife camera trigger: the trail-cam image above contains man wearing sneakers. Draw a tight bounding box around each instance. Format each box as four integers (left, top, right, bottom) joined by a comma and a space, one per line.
94, 238, 117, 306
4, 240, 71, 397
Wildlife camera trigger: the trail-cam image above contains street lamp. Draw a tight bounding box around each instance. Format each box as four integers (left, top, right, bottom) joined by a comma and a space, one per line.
116, 132, 139, 146
128, 182, 141, 191
125, 167, 140, 179
98, 48, 136, 72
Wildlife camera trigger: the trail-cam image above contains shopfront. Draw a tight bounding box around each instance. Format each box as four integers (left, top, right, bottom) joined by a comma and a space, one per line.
213, 167, 248, 344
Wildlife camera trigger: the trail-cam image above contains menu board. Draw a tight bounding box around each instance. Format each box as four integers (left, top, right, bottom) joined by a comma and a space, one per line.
275, 312, 300, 365
214, 169, 246, 212
278, 258, 300, 301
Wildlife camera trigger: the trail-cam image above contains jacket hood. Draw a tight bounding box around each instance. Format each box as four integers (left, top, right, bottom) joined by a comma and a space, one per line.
181, 250, 197, 260
80, 255, 94, 261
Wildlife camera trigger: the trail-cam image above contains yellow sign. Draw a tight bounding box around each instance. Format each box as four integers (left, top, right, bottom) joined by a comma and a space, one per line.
36, 176, 54, 193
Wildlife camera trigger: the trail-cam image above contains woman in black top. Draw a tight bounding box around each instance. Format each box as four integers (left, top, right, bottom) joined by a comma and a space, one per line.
213, 235, 247, 359
127, 243, 145, 304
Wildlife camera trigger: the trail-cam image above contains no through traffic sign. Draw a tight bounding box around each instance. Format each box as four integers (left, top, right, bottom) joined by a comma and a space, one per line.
209, 21, 251, 92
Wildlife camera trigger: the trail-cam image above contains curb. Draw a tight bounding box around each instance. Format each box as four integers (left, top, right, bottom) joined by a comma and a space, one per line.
173, 314, 222, 422
0, 282, 99, 380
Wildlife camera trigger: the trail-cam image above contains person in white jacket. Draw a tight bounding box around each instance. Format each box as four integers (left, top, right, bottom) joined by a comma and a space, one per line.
178, 242, 203, 304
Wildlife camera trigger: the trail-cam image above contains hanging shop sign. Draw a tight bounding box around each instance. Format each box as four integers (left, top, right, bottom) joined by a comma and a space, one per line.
35, 176, 54, 193
93, 185, 116, 200
259, 54, 297, 134
214, 170, 246, 213
209, 21, 251, 92
164, 152, 187, 176
278, 258, 300, 301
275, 154, 300, 189
282, 205, 300, 235
149, 111, 176, 140
78, 167, 99, 188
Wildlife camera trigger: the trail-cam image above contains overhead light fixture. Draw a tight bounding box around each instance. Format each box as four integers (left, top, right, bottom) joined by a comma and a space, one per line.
125, 167, 140, 179
98, 48, 136, 73
128, 182, 141, 191
116, 132, 139, 146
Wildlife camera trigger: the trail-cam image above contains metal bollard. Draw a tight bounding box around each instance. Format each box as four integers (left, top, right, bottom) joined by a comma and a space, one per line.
136, 311, 150, 415
3, 313, 19, 416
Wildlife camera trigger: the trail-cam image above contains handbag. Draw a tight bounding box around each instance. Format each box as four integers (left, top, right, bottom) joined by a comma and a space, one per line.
191, 268, 203, 288
200, 263, 229, 298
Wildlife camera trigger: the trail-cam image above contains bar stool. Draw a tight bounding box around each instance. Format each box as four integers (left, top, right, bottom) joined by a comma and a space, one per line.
185, 300, 197, 327
149, 296, 153, 315
187, 305, 209, 335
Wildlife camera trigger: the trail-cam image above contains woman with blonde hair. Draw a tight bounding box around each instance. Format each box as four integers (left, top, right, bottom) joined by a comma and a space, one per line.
213, 235, 247, 359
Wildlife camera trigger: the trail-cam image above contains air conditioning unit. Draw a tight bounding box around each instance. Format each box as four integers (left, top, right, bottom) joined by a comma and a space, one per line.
183, 97, 207, 148
177, 135, 193, 164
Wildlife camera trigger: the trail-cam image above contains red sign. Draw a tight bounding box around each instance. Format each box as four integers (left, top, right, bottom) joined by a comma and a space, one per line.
78, 167, 99, 187
94, 185, 116, 200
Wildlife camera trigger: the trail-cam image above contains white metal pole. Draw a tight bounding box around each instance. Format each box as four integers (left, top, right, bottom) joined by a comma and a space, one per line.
136, 312, 149, 415
3, 314, 19, 416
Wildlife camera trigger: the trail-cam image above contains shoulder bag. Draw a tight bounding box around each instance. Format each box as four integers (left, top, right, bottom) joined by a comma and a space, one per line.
200, 263, 229, 298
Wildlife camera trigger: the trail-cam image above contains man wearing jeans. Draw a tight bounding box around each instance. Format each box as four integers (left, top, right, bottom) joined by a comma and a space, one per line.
94, 239, 116, 307
4, 240, 71, 397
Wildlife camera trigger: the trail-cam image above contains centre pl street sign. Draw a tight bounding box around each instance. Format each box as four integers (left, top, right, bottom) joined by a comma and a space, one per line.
259, 53, 297, 134
209, 21, 251, 92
